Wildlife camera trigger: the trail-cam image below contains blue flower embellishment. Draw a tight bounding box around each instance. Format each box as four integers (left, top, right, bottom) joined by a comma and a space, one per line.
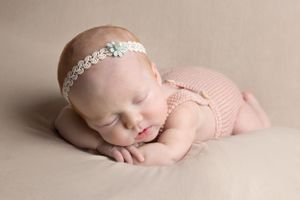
106, 41, 128, 57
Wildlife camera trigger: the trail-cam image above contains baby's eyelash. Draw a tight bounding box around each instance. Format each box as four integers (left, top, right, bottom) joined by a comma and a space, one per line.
135, 94, 148, 104
102, 117, 118, 127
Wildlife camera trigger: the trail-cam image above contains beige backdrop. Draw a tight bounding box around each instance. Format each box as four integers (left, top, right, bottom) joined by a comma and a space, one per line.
1, 0, 299, 128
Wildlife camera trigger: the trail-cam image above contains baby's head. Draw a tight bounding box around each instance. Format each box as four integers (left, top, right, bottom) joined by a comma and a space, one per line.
57, 25, 168, 146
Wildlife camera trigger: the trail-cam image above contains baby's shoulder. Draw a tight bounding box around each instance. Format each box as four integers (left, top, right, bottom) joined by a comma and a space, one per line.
164, 101, 206, 131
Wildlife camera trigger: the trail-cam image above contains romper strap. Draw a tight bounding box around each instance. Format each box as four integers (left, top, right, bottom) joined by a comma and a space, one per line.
166, 89, 210, 118
159, 80, 212, 134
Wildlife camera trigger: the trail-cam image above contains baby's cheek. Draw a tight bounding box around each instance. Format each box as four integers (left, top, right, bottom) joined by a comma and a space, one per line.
146, 98, 167, 121
105, 127, 131, 146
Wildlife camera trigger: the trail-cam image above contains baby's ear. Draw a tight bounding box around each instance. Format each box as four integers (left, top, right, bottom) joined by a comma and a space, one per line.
150, 62, 162, 85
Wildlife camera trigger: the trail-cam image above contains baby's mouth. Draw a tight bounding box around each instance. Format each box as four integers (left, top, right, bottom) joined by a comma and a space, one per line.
137, 128, 147, 136
135, 126, 152, 140
139, 128, 147, 134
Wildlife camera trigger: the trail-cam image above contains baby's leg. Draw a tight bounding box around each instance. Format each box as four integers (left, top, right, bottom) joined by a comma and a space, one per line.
232, 91, 271, 135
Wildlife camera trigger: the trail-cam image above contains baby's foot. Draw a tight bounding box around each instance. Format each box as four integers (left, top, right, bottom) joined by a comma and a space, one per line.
242, 91, 271, 128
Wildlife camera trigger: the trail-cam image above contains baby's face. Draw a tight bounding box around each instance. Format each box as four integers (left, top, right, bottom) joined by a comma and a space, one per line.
69, 52, 168, 146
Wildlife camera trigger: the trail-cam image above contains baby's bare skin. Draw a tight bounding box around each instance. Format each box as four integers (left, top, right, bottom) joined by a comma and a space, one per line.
55, 60, 270, 166
55, 25, 271, 166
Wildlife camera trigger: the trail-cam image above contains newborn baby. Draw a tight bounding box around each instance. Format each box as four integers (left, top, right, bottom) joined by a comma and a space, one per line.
55, 25, 271, 166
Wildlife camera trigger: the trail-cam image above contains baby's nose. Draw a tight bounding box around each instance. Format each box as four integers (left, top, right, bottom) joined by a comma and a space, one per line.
122, 111, 143, 131
125, 123, 140, 131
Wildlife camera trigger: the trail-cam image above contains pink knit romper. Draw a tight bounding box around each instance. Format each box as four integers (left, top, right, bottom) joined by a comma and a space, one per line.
160, 67, 244, 138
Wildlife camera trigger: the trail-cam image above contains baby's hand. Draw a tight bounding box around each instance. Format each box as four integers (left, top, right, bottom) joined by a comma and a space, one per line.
96, 142, 144, 164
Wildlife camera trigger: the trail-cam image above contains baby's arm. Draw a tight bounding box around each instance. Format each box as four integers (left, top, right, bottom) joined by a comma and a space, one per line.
135, 101, 204, 166
54, 105, 101, 150
54, 105, 144, 163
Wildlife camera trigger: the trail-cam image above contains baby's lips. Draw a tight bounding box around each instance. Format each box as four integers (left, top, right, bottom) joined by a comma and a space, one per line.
135, 127, 150, 140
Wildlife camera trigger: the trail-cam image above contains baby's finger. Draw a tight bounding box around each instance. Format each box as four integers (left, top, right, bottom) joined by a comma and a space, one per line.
111, 148, 124, 162
97, 144, 124, 162
120, 148, 133, 164
126, 146, 144, 162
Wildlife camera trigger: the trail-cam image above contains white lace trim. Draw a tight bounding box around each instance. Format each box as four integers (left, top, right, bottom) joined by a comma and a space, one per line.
62, 41, 146, 103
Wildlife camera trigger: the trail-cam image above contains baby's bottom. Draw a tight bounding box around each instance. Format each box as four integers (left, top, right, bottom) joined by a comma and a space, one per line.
232, 91, 271, 135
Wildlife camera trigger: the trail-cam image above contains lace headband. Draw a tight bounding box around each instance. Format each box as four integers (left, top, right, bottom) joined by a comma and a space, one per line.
62, 41, 147, 103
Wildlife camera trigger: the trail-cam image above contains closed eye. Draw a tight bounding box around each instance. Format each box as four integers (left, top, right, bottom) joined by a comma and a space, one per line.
102, 117, 119, 127
134, 93, 148, 104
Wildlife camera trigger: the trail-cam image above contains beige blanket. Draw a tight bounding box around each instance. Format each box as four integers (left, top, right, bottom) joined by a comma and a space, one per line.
1, 119, 300, 200
1, 1, 300, 199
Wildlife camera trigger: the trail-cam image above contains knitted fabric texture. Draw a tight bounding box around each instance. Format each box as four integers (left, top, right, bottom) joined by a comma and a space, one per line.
160, 67, 243, 138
